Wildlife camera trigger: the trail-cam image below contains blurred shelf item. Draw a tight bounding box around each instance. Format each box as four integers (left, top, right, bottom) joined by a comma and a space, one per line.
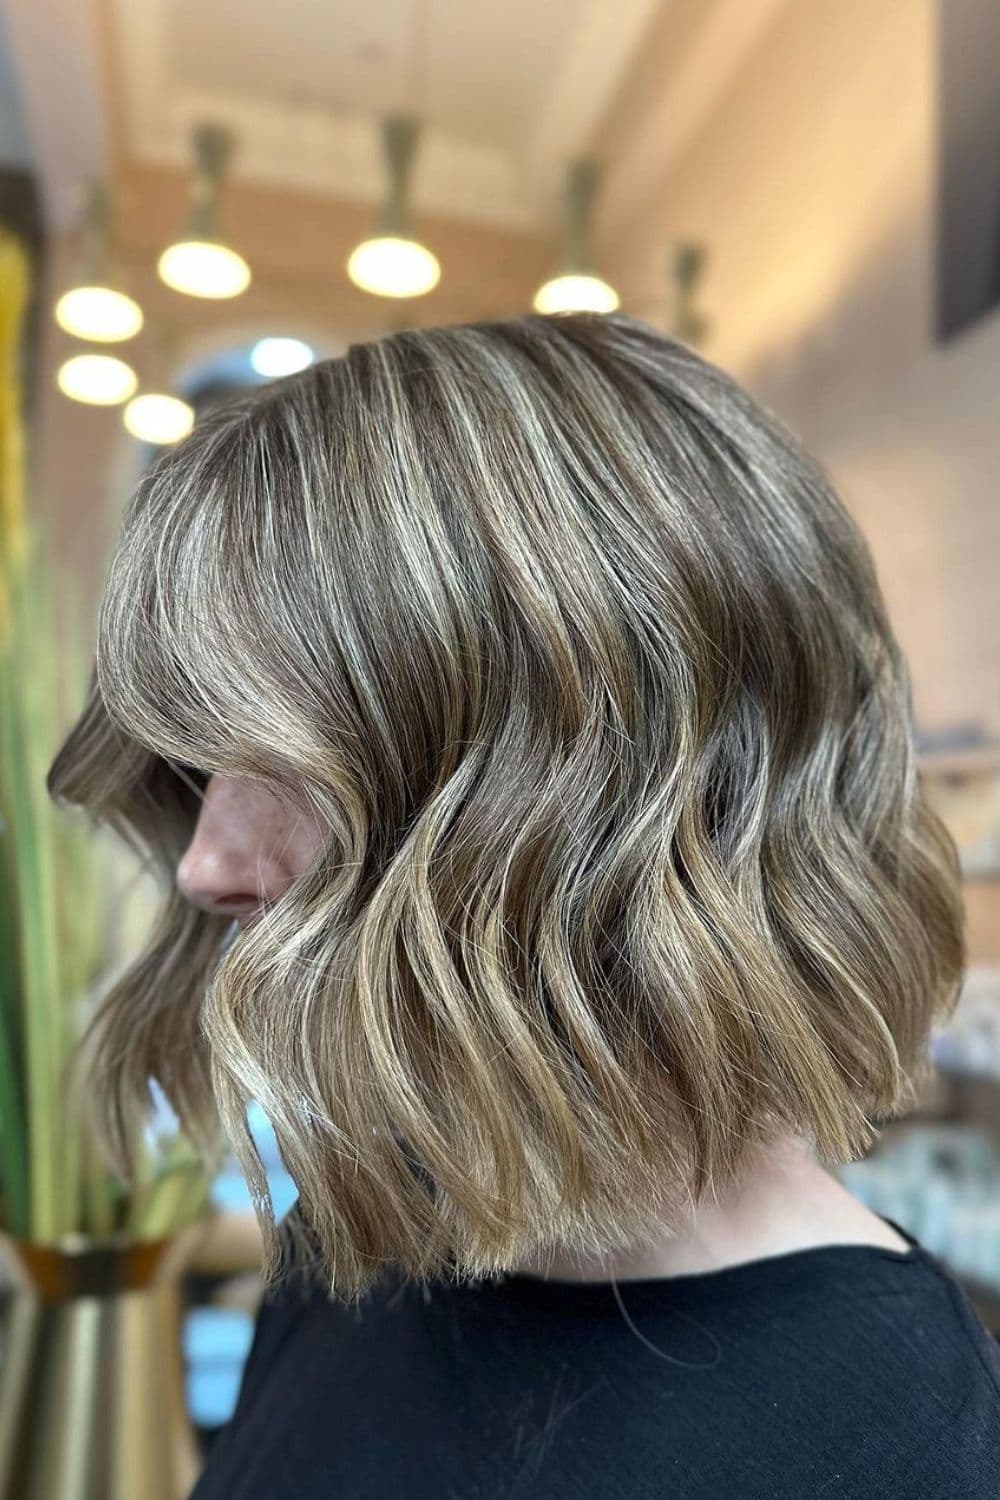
905, 1066, 953, 1119
919, 745, 1000, 879
919, 745, 1000, 779
931, 965, 1000, 1081
204, 1270, 263, 1317
959, 1277, 1000, 1333
184, 1208, 264, 1277
836, 1121, 1000, 1325
183, 1306, 255, 1431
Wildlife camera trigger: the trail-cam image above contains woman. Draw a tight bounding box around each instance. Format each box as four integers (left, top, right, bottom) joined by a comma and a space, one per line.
49, 313, 1000, 1497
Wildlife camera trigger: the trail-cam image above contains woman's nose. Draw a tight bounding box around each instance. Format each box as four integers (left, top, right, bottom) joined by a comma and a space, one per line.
175, 776, 289, 919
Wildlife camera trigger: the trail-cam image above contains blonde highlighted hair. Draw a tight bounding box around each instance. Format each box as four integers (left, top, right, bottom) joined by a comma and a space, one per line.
49, 312, 965, 1302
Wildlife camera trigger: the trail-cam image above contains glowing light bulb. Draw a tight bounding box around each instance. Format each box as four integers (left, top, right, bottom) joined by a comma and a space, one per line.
250, 337, 314, 377
123, 392, 195, 445
532, 273, 620, 316
158, 239, 251, 299
346, 236, 440, 299
57, 353, 138, 406
54, 285, 143, 342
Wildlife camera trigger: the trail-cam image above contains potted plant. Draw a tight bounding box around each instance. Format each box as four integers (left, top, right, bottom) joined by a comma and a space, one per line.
0, 226, 217, 1500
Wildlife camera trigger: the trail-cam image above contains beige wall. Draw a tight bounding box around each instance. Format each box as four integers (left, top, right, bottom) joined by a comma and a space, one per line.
595, 0, 999, 742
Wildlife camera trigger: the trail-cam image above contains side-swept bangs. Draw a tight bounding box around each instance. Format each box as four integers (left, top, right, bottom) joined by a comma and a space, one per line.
48, 313, 965, 1302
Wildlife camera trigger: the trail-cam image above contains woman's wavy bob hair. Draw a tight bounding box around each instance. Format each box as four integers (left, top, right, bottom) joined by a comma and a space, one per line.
49, 312, 965, 1303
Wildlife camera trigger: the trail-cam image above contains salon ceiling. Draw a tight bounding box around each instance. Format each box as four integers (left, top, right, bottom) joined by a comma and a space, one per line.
3, 0, 788, 314
116, 0, 662, 232
10, 0, 658, 229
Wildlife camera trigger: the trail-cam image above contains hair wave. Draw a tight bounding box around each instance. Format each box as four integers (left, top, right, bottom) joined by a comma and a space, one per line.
48, 312, 965, 1302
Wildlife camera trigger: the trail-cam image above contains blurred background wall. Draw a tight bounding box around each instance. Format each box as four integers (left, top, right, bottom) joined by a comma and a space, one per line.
598, 0, 1000, 749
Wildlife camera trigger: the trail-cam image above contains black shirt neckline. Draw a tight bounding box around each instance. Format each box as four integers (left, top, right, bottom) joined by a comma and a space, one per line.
442, 1216, 925, 1316
283, 1204, 926, 1316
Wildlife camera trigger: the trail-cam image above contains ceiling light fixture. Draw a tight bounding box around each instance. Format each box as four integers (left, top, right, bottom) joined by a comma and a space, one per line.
250, 336, 314, 377
121, 321, 195, 444
533, 160, 619, 316
57, 352, 138, 406
665, 242, 709, 346
123, 392, 194, 445
158, 123, 251, 299
53, 183, 143, 342
347, 116, 440, 299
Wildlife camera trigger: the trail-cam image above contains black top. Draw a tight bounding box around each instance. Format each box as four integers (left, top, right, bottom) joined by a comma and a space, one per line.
189, 1211, 1000, 1499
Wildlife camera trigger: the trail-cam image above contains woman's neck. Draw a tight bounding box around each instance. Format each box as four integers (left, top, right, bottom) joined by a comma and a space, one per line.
509, 1133, 910, 1284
